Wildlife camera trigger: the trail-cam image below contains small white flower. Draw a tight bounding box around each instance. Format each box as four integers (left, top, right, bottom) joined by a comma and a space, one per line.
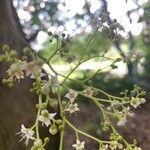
25, 59, 44, 78
117, 117, 127, 126
16, 124, 35, 146
130, 97, 141, 108
65, 103, 80, 114
38, 109, 56, 127
123, 106, 134, 117
139, 98, 146, 104
7, 61, 26, 82
72, 139, 85, 150
65, 89, 78, 103
83, 87, 93, 97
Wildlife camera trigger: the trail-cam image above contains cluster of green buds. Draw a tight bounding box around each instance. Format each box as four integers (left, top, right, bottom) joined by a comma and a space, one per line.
47, 31, 76, 63
0, 44, 17, 62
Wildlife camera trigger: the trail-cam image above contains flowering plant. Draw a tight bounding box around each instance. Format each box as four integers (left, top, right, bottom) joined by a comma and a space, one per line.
0, 13, 146, 150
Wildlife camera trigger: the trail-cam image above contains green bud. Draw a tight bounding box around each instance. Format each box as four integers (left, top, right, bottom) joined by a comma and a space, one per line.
62, 33, 65, 38
141, 91, 146, 96
137, 86, 141, 91
49, 125, 58, 135
2, 79, 7, 84
123, 97, 130, 101
23, 47, 31, 54
39, 103, 47, 109
44, 137, 50, 143
10, 50, 17, 57
48, 31, 52, 36
120, 92, 124, 95
2, 44, 10, 51
59, 125, 64, 131
102, 126, 109, 132
88, 80, 93, 86
118, 143, 123, 149
111, 64, 118, 69
56, 119, 63, 125
116, 58, 122, 62
34, 139, 43, 147
133, 84, 138, 88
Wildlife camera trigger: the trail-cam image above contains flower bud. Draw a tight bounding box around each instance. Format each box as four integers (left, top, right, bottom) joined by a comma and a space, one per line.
48, 31, 52, 36
23, 47, 31, 54
49, 125, 58, 135
10, 50, 17, 57
44, 137, 50, 143
56, 119, 63, 125
59, 125, 64, 131
141, 91, 146, 96
34, 139, 43, 147
2, 44, 10, 51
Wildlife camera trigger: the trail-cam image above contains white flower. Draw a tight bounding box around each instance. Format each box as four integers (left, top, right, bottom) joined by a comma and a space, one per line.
25, 59, 44, 78
117, 117, 127, 126
139, 98, 146, 104
123, 106, 134, 117
16, 124, 35, 146
83, 87, 93, 97
38, 109, 56, 127
7, 61, 26, 82
72, 139, 85, 150
65, 89, 78, 103
65, 103, 80, 114
130, 97, 141, 108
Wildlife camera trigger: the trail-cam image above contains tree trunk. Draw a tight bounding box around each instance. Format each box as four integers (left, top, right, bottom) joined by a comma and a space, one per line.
0, 0, 35, 149
0, 1, 60, 149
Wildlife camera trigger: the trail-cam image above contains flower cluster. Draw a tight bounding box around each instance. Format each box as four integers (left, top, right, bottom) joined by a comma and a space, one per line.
65, 89, 80, 114
1, 25, 146, 150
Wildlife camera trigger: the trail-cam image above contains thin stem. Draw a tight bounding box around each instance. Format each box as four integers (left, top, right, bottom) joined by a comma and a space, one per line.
35, 94, 42, 138
57, 87, 65, 150
65, 118, 110, 144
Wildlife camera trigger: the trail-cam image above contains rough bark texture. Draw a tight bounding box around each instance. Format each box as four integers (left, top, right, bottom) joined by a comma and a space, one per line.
0, 0, 35, 149
0, 1, 60, 149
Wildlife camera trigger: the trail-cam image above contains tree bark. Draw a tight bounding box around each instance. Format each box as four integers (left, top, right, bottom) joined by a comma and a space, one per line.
0, 0, 35, 149
0, 1, 60, 149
